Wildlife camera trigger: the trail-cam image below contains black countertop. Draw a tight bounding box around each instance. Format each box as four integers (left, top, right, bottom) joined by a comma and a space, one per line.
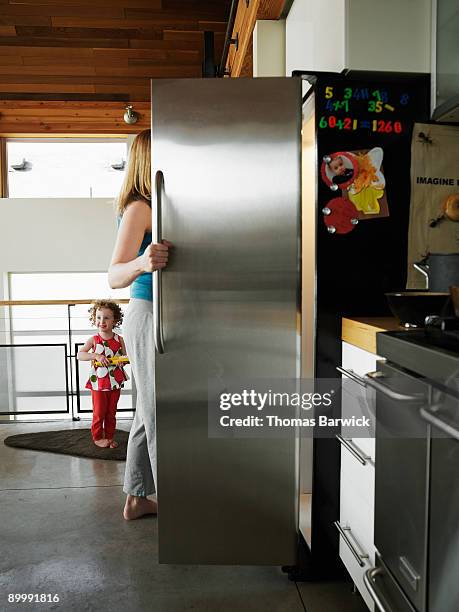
377, 330, 459, 389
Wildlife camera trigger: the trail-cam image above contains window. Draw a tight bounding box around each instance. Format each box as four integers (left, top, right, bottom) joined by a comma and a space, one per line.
7, 271, 129, 335
0, 272, 132, 420
6, 138, 127, 198
9, 271, 129, 302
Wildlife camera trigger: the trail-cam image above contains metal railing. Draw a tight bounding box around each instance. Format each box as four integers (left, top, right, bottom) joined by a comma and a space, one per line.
0, 299, 133, 421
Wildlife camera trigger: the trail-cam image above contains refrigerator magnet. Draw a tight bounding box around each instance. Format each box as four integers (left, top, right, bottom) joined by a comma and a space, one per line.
321, 152, 358, 191
347, 147, 389, 219
322, 197, 359, 234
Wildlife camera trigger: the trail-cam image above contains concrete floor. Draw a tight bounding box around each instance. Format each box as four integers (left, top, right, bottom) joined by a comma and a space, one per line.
0, 421, 368, 612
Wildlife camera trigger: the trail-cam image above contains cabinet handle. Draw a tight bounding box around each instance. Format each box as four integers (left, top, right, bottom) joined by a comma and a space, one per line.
398, 556, 420, 592
336, 365, 366, 386
334, 521, 369, 568
363, 567, 392, 612
419, 406, 459, 442
336, 434, 371, 465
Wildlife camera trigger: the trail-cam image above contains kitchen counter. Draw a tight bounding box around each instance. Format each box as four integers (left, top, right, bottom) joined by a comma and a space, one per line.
342, 317, 400, 354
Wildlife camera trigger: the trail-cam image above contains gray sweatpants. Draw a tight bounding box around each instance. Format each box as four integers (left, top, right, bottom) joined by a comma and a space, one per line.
122, 298, 157, 497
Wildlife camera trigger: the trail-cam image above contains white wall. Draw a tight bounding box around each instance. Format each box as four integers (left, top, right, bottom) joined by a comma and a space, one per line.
285, 0, 431, 76
286, 0, 346, 76
346, 0, 431, 72
253, 20, 286, 77
0, 197, 118, 298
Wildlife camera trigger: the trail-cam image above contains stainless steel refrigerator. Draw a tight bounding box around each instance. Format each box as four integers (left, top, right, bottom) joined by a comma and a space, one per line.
151, 77, 302, 565
150, 72, 430, 571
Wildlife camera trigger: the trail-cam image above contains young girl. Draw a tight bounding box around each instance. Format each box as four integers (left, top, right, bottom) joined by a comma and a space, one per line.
77, 300, 129, 449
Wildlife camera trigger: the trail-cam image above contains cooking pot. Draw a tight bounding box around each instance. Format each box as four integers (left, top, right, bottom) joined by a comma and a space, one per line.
413, 253, 459, 292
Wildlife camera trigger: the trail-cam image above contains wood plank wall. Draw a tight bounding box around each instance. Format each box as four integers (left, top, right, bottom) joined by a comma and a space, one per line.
0, 100, 151, 135
0, 0, 230, 101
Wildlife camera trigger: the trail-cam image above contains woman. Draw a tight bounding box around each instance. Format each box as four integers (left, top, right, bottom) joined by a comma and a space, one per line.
108, 129, 170, 520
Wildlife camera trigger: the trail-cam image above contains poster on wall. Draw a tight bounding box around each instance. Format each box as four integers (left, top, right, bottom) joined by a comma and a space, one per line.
407, 123, 459, 288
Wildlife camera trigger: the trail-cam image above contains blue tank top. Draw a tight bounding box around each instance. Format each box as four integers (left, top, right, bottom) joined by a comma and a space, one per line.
131, 231, 153, 301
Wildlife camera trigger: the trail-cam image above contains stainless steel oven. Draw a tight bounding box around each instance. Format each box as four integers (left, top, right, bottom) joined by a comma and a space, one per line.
423, 392, 459, 612
364, 361, 430, 612
364, 330, 459, 612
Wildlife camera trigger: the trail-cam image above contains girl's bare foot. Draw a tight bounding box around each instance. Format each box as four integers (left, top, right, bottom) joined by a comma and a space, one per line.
108, 439, 119, 448
94, 438, 109, 448
123, 494, 157, 520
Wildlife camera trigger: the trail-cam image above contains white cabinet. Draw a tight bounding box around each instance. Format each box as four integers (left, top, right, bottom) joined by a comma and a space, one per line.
337, 341, 381, 611
286, 0, 431, 78
342, 341, 378, 376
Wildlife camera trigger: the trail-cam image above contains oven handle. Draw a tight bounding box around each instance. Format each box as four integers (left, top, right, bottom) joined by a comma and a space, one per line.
419, 406, 459, 441
364, 567, 393, 612
337, 366, 424, 402
334, 521, 369, 567
365, 372, 424, 402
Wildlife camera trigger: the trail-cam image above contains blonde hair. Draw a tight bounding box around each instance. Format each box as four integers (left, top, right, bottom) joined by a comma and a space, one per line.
116, 129, 151, 215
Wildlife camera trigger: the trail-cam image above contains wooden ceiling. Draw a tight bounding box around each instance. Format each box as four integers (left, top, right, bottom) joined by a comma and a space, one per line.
0, 0, 231, 101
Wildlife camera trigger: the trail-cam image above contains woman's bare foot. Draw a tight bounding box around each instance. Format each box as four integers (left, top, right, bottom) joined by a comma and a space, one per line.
123, 494, 157, 520
108, 439, 119, 448
94, 438, 109, 448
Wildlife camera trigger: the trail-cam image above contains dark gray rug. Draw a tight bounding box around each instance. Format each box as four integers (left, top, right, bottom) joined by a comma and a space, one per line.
4, 429, 128, 461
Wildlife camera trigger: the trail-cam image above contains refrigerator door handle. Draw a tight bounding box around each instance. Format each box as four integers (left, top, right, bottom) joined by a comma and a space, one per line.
153, 169, 165, 354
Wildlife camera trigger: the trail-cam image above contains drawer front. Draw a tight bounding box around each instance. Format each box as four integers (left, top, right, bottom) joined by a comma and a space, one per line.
340, 437, 375, 506
340, 474, 375, 559
341, 342, 378, 457
342, 342, 378, 376
339, 535, 375, 612
351, 435, 375, 458
374, 361, 428, 611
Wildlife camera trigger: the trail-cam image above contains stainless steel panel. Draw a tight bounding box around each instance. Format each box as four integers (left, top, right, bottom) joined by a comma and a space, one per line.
299, 93, 316, 546
151, 77, 301, 564
377, 331, 459, 384
428, 392, 459, 612
374, 362, 429, 611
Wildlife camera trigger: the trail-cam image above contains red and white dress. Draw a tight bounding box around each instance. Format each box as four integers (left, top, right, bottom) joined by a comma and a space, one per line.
85, 333, 129, 391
